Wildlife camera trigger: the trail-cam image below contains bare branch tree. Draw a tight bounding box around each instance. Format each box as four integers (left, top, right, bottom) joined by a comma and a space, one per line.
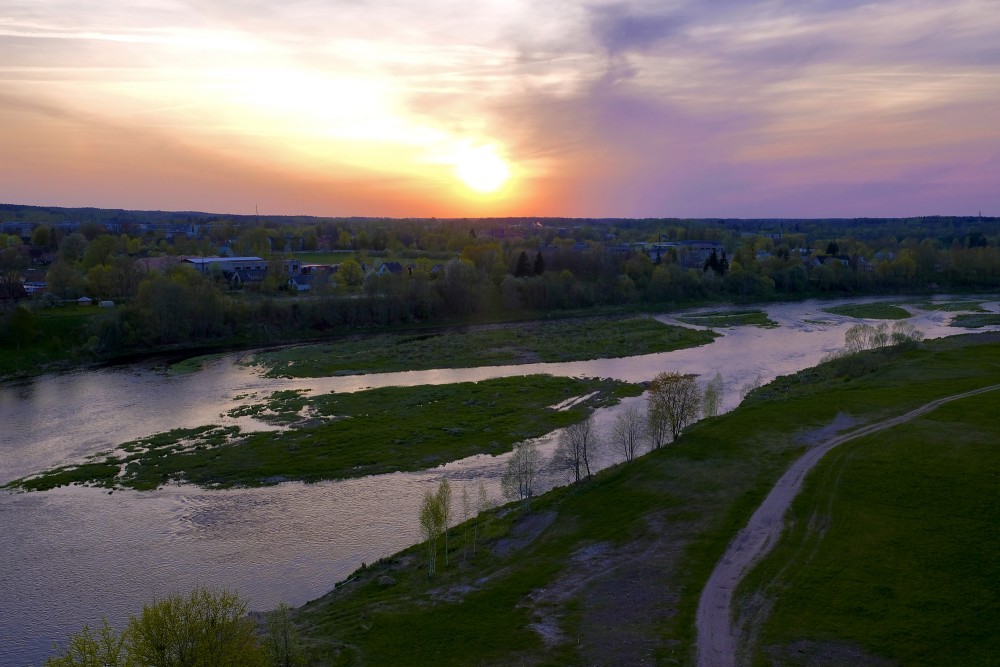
501, 441, 542, 501
612, 403, 647, 462
551, 415, 597, 482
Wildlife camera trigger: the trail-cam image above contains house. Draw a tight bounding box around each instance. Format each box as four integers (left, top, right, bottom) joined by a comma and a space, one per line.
377, 261, 404, 276
287, 265, 337, 292
288, 273, 316, 291
229, 268, 267, 288
23, 281, 47, 295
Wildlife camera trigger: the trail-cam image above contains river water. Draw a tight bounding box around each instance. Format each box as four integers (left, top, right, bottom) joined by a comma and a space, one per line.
1, 297, 996, 664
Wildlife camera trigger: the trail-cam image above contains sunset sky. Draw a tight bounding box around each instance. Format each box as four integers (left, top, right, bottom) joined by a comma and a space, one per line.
2, 1, 998, 218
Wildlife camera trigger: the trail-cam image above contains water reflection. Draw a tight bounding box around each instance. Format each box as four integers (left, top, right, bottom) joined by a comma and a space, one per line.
1, 297, 996, 665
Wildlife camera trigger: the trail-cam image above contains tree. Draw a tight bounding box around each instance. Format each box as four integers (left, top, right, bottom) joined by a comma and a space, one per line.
437, 479, 452, 567
0, 247, 28, 301
419, 489, 443, 575
501, 441, 541, 501
533, 251, 545, 275
702, 372, 724, 418
551, 415, 597, 482
826, 240, 840, 256
647, 372, 700, 442
338, 258, 365, 290
46, 259, 86, 300
58, 232, 88, 263
264, 603, 307, 667
44, 619, 127, 667
514, 250, 530, 277
48, 589, 266, 667
125, 588, 266, 667
612, 403, 646, 461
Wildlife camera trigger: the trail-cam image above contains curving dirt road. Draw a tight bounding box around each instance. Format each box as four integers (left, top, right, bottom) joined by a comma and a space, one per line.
695, 383, 1000, 667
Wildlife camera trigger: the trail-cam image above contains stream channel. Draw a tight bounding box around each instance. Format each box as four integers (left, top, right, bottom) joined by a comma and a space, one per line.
1, 297, 997, 664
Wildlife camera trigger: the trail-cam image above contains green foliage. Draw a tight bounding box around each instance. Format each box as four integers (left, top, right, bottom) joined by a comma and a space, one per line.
264, 603, 308, 667
47, 589, 267, 667
0, 305, 103, 380
45, 619, 127, 667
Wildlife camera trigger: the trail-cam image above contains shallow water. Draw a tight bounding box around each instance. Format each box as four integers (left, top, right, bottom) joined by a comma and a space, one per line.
1, 296, 996, 665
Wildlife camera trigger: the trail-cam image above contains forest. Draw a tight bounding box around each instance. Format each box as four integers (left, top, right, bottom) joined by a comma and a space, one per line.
1, 205, 998, 365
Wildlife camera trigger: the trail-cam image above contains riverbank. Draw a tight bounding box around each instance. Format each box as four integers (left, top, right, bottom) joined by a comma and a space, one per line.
291, 333, 1000, 664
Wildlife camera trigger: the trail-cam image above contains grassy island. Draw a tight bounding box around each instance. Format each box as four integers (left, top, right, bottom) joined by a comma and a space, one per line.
241, 316, 717, 378
8, 375, 640, 491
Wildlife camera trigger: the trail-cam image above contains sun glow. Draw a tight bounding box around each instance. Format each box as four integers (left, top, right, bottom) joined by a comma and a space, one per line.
452, 145, 511, 193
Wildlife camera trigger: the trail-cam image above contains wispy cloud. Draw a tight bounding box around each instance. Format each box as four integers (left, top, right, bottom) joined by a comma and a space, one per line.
1, 0, 998, 215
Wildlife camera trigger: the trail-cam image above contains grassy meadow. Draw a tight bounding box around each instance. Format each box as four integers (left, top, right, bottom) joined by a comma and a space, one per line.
290, 333, 1000, 665
739, 390, 1000, 666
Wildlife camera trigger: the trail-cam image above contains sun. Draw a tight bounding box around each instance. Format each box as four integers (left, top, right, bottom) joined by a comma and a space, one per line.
452, 145, 511, 194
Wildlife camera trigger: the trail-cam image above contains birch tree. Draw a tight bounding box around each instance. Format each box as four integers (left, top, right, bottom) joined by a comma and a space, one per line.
552, 415, 597, 482
647, 372, 701, 441
419, 489, 443, 575
612, 403, 646, 462
702, 372, 724, 418
501, 441, 541, 501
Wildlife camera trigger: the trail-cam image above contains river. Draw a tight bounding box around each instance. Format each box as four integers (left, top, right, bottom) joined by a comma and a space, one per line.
1, 297, 996, 664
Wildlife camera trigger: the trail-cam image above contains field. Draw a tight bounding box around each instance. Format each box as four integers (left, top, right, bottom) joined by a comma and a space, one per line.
739, 390, 1000, 666
821, 302, 911, 319
244, 316, 717, 378
291, 333, 1000, 665
8, 375, 640, 491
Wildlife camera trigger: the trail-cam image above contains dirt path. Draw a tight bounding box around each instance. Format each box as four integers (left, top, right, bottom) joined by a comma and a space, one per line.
695, 383, 1000, 667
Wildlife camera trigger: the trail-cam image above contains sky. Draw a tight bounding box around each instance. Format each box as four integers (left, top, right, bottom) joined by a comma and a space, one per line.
1, 0, 999, 219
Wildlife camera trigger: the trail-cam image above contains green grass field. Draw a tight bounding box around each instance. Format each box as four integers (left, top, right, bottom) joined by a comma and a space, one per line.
821, 302, 912, 319
8, 375, 640, 491
289, 333, 1000, 665
739, 390, 1000, 666
246, 316, 717, 378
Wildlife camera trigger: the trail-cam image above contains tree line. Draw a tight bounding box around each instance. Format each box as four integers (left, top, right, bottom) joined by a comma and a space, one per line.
3, 213, 1000, 359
